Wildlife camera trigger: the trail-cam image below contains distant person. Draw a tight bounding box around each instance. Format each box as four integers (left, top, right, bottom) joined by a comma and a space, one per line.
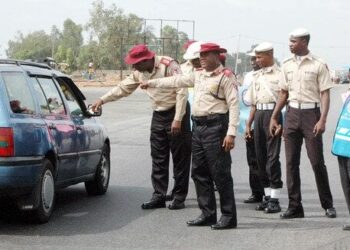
270, 28, 336, 219
88, 62, 95, 80
245, 43, 283, 213
91, 44, 192, 210
241, 51, 264, 204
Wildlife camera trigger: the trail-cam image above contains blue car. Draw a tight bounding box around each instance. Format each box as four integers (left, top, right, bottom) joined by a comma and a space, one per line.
0, 60, 110, 223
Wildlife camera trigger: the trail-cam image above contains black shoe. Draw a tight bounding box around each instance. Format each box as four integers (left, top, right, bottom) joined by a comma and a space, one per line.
141, 199, 166, 209
280, 207, 304, 219
256, 196, 270, 211
168, 200, 185, 210
165, 193, 174, 201
187, 215, 217, 226
244, 194, 263, 203
211, 216, 237, 230
343, 224, 350, 231
264, 198, 281, 214
325, 207, 336, 218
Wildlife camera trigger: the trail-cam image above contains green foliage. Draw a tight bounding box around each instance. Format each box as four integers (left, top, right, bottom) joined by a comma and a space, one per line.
5, 0, 191, 70
7, 31, 52, 60
158, 25, 189, 62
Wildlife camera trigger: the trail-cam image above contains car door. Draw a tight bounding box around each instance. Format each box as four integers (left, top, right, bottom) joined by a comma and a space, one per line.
30, 76, 78, 183
55, 77, 102, 177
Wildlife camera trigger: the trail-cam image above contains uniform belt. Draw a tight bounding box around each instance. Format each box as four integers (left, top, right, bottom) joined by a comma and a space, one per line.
191, 114, 227, 126
289, 101, 320, 109
256, 103, 275, 110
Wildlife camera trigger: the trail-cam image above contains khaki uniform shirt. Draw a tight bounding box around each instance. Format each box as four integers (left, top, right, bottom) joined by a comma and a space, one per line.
180, 61, 194, 76
100, 56, 188, 121
246, 64, 281, 105
148, 65, 239, 136
279, 53, 334, 103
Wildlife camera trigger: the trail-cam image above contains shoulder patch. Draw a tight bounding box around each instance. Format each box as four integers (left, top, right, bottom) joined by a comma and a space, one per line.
283, 56, 293, 64
312, 55, 326, 65
160, 57, 173, 66
223, 68, 233, 77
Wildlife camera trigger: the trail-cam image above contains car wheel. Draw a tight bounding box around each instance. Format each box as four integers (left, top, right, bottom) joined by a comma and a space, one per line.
85, 144, 110, 195
32, 159, 55, 223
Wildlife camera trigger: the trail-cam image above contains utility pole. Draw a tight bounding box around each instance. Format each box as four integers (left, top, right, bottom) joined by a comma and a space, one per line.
120, 37, 123, 80
234, 34, 240, 75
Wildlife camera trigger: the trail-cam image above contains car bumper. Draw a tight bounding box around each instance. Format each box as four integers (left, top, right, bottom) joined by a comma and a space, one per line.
0, 156, 43, 196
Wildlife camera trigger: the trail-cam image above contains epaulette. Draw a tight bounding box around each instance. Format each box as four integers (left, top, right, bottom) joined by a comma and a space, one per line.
160, 57, 173, 66
311, 55, 326, 65
222, 68, 234, 77
283, 56, 294, 63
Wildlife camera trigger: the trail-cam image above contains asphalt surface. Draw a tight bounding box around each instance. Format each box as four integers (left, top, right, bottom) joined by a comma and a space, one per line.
0, 84, 350, 250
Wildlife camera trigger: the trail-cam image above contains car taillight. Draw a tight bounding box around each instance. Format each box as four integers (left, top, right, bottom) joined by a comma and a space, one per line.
0, 128, 14, 157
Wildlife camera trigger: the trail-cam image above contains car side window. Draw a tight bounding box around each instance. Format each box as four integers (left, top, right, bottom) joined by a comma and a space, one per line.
30, 77, 51, 115
36, 77, 66, 115
56, 79, 83, 116
1, 72, 36, 114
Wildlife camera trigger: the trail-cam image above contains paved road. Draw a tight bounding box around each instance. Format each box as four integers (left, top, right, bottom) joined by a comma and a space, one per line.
0, 85, 349, 250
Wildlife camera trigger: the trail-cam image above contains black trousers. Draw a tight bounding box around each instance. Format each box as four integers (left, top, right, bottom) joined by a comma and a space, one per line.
254, 110, 283, 189
150, 103, 192, 202
338, 156, 350, 213
284, 107, 333, 210
245, 137, 264, 196
191, 114, 237, 221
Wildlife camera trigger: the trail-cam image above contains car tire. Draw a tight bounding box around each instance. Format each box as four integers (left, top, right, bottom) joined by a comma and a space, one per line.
32, 159, 55, 223
85, 144, 110, 195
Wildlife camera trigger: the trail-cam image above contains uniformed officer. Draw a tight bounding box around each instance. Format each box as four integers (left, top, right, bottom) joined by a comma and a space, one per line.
182, 41, 203, 74
245, 42, 283, 213
166, 41, 202, 202
141, 42, 239, 230
92, 44, 192, 210
180, 40, 198, 75
269, 28, 336, 219
242, 51, 265, 204
335, 69, 350, 230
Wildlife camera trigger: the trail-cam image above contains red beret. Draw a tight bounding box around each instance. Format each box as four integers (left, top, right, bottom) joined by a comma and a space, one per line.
124, 44, 155, 65
183, 40, 197, 50
200, 43, 227, 53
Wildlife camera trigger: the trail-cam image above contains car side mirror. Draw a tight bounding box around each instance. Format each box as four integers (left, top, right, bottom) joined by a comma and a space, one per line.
86, 104, 102, 117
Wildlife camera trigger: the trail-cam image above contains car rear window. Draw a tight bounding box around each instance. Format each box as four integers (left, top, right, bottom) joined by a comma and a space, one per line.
1, 72, 36, 114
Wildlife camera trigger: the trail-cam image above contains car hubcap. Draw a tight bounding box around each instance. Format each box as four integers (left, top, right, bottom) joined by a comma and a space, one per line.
42, 170, 54, 212
100, 154, 109, 187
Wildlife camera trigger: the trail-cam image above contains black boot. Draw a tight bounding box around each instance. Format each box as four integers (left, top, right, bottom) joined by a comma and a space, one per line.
256, 196, 270, 211
264, 198, 281, 213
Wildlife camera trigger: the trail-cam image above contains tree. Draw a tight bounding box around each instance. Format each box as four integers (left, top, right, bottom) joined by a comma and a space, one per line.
7, 31, 52, 60
61, 19, 83, 58
50, 25, 62, 58
159, 25, 189, 61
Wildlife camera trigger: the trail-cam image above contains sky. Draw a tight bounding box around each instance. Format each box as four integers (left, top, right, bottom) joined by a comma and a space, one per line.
0, 0, 349, 69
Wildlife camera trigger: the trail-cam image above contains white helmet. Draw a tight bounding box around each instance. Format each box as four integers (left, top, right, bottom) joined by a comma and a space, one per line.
183, 41, 204, 60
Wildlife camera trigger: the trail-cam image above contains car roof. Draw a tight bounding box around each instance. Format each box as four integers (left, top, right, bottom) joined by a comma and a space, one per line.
0, 59, 86, 101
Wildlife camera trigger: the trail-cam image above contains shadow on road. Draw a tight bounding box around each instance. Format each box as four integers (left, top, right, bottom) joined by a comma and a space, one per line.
0, 185, 152, 236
